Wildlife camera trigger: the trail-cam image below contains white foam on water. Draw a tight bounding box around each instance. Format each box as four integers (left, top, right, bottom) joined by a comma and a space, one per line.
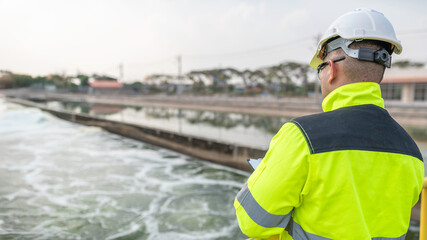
3, 188, 34, 201
105, 222, 142, 240
0, 101, 249, 239
68, 179, 90, 187
146, 223, 237, 240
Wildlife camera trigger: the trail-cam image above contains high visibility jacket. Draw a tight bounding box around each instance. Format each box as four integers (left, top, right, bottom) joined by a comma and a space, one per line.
234, 82, 424, 240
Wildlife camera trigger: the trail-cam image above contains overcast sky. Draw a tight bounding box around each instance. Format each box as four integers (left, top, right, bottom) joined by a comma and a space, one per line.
0, 0, 426, 81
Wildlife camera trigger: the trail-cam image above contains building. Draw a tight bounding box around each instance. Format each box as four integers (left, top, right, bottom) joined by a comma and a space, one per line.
88, 75, 123, 94
381, 68, 427, 103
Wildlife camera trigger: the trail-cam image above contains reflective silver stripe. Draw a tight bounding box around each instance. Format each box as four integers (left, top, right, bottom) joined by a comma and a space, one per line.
372, 236, 406, 240
287, 220, 332, 240
236, 183, 292, 228
288, 219, 406, 240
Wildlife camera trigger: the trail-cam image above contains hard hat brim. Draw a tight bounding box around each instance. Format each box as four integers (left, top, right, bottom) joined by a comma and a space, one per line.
309, 35, 402, 69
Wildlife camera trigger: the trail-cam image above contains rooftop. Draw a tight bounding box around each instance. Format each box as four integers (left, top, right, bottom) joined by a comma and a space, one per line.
89, 80, 123, 89
382, 68, 427, 83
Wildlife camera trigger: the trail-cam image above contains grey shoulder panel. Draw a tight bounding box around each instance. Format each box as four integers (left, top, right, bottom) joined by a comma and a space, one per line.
291, 105, 423, 161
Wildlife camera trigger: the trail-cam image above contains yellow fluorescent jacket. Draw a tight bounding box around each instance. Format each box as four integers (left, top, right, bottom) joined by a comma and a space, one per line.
234, 82, 425, 240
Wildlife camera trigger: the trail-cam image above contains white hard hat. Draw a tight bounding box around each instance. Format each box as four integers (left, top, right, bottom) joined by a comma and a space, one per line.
309, 8, 402, 69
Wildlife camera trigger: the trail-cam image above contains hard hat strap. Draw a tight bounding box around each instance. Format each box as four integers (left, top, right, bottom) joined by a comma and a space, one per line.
324, 37, 391, 68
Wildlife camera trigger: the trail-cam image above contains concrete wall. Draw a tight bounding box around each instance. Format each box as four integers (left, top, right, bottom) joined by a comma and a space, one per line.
401, 82, 415, 103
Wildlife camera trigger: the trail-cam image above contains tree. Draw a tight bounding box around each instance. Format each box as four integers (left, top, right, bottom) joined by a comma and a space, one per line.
192, 80, 206, 94
77, 74, 89, 86
47, 74, 67, 88
392, 60, 425, 69
0, 73, 13, 89
11, 73, 33, 88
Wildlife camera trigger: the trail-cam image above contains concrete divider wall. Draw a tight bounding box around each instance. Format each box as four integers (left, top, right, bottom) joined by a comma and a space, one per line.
8, 97, 265, 172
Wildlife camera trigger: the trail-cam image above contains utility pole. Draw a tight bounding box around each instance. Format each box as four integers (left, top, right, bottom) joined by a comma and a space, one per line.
314, 33, 322, 103
177, 55, 182, 78
119, 63, 124, 82
177, 55, 182, 95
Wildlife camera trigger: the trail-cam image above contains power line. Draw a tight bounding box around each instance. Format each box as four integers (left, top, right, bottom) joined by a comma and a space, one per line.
186, 35, 315, 59
127, 57, 176, 67
397, 28, 427, 35
124, 29, 427, 70
103, 28, 427, 79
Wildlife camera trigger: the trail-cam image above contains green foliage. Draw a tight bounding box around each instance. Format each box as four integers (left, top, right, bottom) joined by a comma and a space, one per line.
0, 72, 13, 88
47, 74, 68, 88
93, 74, 117, 81
0, 71, 47, 89
77, 74, 89, 86
227, 85, 235, 93
148, 84, 162, 93
131, 81, 143, 87
12, 73, 33, 87
34, 76, 47, 84
192, 80, 206, 94
150, 61, 315, 96
0, 70, 94, 89
0, 61, 316, 96
125, 81, 146, 93
392, 60, 425, 69
306, 82, 316, 92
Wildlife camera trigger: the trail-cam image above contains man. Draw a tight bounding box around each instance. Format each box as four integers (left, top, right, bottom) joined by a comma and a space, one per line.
234, 8, 424, 240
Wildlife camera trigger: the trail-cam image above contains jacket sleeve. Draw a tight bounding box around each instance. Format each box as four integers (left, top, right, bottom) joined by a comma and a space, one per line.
234, 122, 310, 239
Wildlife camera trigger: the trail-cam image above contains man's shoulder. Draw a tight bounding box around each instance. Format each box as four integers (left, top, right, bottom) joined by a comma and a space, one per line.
290, 104, 396, 134
288, 104, 423, 160
291, 104, 387, 125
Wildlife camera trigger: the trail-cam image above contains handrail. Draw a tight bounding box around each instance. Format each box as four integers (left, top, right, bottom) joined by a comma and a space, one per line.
420, 177, 427, 240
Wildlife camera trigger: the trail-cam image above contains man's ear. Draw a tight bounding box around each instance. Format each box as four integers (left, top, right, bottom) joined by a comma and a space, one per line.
327, 60, 336, 84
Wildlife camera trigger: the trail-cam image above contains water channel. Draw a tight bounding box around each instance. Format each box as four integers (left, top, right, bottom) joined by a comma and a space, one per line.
46, 101, 427, 173
44, 101, 288, 150
0, 99, 424, 239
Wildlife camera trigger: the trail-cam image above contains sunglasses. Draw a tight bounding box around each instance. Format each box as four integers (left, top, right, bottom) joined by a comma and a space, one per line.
317, 57, 345, 80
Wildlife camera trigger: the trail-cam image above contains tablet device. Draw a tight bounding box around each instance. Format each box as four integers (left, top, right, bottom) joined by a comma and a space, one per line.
247, 158, 263, 170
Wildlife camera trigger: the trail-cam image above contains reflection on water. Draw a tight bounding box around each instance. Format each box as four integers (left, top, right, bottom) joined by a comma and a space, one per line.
46, 101, 288, 149
0, 100, 248, 239
47, 101, 427, 166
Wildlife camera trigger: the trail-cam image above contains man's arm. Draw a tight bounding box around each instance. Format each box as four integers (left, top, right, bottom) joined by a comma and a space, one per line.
234, 122, 310, 239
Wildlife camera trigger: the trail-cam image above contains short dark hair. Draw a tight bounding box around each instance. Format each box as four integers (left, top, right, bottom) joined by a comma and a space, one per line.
326, 40, 387, 83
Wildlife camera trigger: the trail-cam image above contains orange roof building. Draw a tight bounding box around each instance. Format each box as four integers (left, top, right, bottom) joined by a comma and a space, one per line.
381, 68, 427, 103
89, 80, 123, 89
382, 69, 427, 84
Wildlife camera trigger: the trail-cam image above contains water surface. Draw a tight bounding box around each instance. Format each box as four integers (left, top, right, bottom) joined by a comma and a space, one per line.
45, 101, 285, 149
0, 100, 248, 239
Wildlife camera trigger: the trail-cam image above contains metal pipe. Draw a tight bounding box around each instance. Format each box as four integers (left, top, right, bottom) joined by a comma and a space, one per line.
420, 177, 427, 240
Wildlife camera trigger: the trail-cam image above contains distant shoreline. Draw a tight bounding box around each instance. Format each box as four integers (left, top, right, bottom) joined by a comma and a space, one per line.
2, 89, 427, 141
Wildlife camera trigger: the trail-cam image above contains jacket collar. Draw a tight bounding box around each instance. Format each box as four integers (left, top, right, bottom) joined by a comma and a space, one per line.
322, 82, 385, 112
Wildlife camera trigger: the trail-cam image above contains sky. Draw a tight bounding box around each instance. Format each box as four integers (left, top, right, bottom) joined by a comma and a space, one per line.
0, 0, 426, 82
